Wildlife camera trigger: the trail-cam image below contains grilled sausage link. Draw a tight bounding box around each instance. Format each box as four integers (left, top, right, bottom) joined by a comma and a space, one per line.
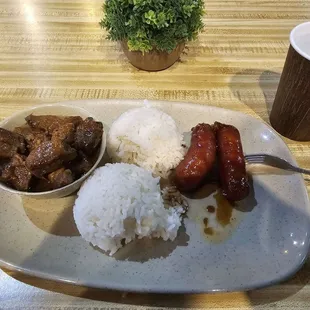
214, 122, 249, 201
174, 123, 216, 191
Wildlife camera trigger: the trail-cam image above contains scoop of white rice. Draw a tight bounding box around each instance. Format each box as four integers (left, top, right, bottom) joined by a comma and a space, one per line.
73, 163, 184, 255
107, 107, 185, 178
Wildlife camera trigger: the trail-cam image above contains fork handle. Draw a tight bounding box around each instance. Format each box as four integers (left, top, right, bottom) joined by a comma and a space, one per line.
287, 165, 310, 175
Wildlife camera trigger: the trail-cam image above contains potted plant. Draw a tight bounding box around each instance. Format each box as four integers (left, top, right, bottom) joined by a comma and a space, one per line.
100, 0, 204, 71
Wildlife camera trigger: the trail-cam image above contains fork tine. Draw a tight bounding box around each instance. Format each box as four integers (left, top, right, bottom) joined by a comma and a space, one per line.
245, 154, 265, 158
245, 154, 265, 159
245, 154, 265, 163
246, 159, 264, 163
245, 155, 262, 159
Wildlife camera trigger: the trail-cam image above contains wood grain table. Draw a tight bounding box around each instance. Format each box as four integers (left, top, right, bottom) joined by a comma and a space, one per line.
0, 0, 310, 309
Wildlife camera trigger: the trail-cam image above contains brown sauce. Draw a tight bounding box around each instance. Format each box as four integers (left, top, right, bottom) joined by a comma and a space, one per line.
204, 227, 214, 236
190, 183, 217, 199
160, 177, 171, 190
203, 217, 214, 236
214, 191, 234, 227
206, 205, 215, 213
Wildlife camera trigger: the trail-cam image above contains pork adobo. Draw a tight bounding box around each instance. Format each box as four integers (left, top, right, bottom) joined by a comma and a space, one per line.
0, 114, 103, 192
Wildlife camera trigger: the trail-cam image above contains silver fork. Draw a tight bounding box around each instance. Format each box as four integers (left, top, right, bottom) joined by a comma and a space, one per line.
245, 154, 310, 175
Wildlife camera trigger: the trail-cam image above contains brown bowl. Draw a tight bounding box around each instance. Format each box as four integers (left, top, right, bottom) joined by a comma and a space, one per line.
121, 41, 185, 71
0, 104, 106, 199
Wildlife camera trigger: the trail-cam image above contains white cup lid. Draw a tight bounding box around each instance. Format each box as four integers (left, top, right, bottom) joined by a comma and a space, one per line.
290, 21, 310, 61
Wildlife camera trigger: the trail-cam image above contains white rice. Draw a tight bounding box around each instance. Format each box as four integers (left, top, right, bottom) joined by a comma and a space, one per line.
73, 163, 184, 255
107, 107, 185, 178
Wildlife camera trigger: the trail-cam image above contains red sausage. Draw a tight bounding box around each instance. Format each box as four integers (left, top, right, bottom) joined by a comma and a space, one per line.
174, 123, 216, 191
214, 122, 249, 201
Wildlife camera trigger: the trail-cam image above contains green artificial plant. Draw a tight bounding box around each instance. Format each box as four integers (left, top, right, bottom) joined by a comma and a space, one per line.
100, 0, 204, 53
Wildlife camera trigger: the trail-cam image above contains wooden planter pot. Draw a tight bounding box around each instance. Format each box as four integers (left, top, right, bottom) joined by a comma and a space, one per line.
121, 42, 185, 72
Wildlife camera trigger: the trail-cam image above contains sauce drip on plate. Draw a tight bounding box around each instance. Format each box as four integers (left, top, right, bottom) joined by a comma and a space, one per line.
206, 205, 215, 213
214, 191, 234, 227
203, 218, 214, 236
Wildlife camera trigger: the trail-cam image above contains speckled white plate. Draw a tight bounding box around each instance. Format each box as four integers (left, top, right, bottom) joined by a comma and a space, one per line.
0, 99, 309, 293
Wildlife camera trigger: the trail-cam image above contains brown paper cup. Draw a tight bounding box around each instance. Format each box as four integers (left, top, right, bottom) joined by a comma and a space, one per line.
270, 22, 310, 141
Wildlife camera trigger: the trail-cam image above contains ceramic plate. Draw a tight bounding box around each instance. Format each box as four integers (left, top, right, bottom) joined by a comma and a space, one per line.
0, 99, 309, 293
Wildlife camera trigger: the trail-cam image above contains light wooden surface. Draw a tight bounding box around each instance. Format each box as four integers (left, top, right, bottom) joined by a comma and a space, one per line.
0, 0, 310, 309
